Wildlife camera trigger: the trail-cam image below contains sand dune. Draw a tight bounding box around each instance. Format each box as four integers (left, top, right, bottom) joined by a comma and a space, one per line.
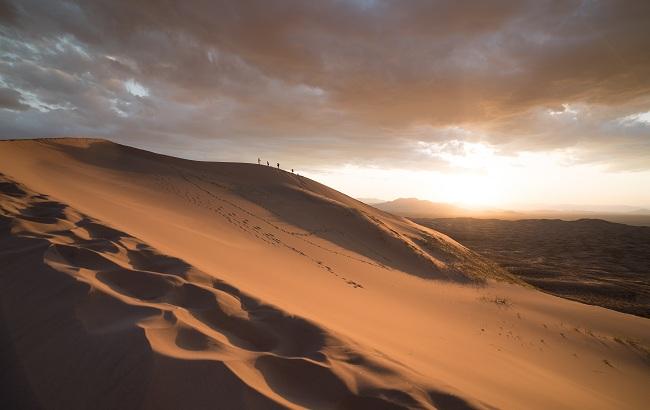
1, 138, 649, 409
1, 175, 449, 409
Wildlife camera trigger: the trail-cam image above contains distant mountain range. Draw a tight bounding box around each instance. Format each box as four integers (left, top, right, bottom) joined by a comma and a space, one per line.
364, 197, 650, 227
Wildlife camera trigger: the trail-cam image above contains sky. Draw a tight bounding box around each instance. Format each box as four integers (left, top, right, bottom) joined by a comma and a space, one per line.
1, 0, 650, 209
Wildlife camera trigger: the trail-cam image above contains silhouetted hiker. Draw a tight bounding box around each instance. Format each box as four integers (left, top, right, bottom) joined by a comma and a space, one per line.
276, 163, 280, 169
291, 169, 294, 173
266, 161, 269, 166
257, 158, 261, 165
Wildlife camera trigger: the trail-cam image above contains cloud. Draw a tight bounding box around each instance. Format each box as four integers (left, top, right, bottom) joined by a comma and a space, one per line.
0, 87, 28, 111
0, 0, 649, 170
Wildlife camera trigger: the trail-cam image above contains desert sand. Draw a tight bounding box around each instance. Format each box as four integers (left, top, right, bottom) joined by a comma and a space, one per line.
1, 138, 649, 409
418, 218, 650, 318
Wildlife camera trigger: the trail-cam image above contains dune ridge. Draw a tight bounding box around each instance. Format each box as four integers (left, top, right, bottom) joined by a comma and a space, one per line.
1, 138, 649, 409
36, 137, 513, 284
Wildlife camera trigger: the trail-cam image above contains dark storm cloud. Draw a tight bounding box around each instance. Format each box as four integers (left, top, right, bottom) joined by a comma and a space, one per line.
0, 0, 649, 169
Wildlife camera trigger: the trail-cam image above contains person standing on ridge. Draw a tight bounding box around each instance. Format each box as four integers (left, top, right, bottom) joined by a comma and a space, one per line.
257, 158, 261, 165
266, 161, 269, 166
277, 163, 280, 169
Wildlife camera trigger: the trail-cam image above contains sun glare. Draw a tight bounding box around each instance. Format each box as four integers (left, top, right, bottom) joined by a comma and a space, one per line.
441, 174, 501, 208
302, 147, 650, 210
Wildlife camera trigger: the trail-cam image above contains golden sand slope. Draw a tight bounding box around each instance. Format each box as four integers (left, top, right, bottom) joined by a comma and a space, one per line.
1, 138, 649, 409
1, 174, 451, 409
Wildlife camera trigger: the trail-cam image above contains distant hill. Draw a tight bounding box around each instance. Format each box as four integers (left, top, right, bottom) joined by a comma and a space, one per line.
373, 197, 521, 219
373, 197, 650, 227
522, 211, 650, 227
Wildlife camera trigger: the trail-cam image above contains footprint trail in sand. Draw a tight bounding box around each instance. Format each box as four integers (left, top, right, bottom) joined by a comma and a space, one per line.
0, 173, 476, 410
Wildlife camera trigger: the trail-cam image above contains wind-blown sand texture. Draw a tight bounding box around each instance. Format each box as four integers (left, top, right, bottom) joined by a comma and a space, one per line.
1, 138, 649, 409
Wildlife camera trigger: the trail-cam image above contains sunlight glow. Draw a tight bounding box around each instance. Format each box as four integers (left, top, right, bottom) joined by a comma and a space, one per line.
416, 140, 499, 171
125, 79, 149, 97
620, 111, 650, 126
302, 149, 650, 209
